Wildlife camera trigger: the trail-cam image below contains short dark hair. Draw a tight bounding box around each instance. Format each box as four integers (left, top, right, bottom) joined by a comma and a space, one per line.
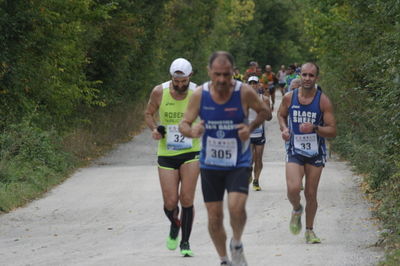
288, 64, 296, 71
208, 51, 235, 69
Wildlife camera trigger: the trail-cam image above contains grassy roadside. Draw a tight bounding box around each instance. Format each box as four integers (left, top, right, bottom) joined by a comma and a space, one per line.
331, 141, 400, 266
0, 100, 146, 213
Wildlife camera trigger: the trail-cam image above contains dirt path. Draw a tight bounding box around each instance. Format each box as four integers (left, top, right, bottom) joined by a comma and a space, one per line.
0, 94, 383, 266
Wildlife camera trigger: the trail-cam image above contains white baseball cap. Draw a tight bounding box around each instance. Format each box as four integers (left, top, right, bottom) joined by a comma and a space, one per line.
169, 58, 192, 77
248, 76, 259, 83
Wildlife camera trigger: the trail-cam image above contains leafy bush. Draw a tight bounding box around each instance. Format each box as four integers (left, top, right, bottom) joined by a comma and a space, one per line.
0, 117, 74, 211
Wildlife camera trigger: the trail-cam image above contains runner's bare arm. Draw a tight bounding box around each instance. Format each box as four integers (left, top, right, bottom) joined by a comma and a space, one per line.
278, 92, 292, 141
263, 96, 273, 121
144, 85, 163, 140
179, 87, 203, 138
316, 94, 337, 138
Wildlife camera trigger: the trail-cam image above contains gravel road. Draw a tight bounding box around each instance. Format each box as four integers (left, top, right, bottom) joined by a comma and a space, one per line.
0, 94, 384, 266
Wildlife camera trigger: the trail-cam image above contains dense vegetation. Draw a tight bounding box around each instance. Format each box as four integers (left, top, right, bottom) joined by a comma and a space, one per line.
302, 0, 400, 264
0, 0, 398, 263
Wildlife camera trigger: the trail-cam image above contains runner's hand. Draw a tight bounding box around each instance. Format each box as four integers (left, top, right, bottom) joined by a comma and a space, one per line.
191, 120, 205, 138
299, 122, 314, 134
281, 128, 290, 141
236, 123, 250, 142
152, 128, 162, 140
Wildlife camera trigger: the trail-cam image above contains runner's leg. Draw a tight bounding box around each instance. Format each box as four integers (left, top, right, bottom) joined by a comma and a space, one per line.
253, 144, 265, 182
205, 201, 227, 257
228, 192, 248, 241
286, 162, 304, 210
179, 160, 199, 243
303, 164, 323, 229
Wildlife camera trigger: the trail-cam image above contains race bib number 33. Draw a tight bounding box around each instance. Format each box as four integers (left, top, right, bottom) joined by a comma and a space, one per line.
293, 133, 318, 156
205, 136, 237, 167
166, 125, 192, 150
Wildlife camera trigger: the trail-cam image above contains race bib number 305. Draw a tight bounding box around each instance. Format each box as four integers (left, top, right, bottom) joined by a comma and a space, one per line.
293, 133, 318, 157
166, 125, 192, 150
205, 136, 237, 167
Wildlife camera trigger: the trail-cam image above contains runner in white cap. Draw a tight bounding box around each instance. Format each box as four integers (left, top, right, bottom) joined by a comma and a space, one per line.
144, 58, 200, 257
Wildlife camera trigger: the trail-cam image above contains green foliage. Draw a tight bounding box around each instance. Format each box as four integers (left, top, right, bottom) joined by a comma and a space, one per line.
0, 1, 309, 213
302, 0, 400, 262
0, 116, 74, 211
0, 1, 111, 129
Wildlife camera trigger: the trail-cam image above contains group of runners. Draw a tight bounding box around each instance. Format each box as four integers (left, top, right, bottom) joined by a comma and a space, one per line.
144, 51, 337, 266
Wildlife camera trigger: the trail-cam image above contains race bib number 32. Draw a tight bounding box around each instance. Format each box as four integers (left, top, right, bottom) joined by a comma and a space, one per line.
166, 125, 192, 150
205, 136, 237, 167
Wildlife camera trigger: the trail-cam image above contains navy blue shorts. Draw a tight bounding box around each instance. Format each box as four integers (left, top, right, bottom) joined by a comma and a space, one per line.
200, 167, 251, 202
286, 153, 326, 167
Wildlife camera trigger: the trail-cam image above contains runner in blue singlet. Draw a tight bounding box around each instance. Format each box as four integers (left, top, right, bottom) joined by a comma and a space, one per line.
278, 62, 337, 244
179, 51, 270, 266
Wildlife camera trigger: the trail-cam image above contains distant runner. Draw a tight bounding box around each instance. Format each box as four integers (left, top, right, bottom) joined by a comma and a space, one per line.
247, 76, 272, 191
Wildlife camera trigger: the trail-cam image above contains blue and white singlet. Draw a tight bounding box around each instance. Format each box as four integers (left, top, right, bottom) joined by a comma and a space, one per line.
199, 81, 252, 170
287, 88, 326, 158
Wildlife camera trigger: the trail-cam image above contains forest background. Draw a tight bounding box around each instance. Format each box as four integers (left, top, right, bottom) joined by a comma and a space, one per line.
0, 0, 399, 264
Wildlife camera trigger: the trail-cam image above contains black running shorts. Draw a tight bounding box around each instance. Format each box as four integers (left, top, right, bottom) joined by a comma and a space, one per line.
158, 151, 200, 170
250, 136, 266, 145
200, 167, 251, 202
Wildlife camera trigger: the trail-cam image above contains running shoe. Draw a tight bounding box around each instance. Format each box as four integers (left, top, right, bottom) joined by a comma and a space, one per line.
230, 239, 248, 266
221, 261, 233, 265
252, 180, 261, 191
180, 241, 194, 257
305, 229, 321, 244
289, 204, 303, 235
166, 224, 180, 250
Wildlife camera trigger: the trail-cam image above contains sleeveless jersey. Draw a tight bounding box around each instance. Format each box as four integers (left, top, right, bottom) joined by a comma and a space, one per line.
158, 81, 200, 156
287, 88, 326, 157
248, 92, 265, 138
199, 81, 252, 170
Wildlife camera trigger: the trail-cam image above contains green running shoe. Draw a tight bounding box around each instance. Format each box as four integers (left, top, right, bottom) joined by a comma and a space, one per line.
166, 224, 180, 250
180, 241, 194, 257
166, 236, 179, 250
305, 230, 321, 244
289, 204, 303, 235
252, 180, 261, 191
